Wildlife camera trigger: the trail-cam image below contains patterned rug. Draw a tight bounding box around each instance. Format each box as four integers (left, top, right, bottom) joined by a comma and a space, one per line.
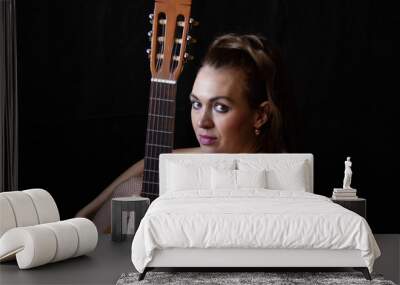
116, 271, 397, 285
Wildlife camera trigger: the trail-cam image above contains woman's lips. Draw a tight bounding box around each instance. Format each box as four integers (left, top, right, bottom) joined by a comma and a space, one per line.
199, 135, 217, 145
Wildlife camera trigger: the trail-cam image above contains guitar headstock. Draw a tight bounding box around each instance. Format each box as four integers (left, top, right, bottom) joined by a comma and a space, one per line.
147, 0, 197, 83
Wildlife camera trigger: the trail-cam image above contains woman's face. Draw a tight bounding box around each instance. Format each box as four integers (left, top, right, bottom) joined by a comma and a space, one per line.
190, 65, 259, 153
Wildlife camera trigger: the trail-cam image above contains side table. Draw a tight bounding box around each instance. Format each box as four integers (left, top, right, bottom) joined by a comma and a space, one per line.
331, 197, 366, 219
111, 196, 150, 241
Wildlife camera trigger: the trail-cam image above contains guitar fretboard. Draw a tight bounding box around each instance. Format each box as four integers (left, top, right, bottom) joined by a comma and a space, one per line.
141, 80, 177, 200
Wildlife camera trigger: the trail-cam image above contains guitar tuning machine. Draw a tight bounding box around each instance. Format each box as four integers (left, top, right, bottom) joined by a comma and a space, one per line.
186, 35, 197, 44
147, 31, 153, 39
189, 18, 199, 27
146, 48, 151, 58
149, 14, 154, 24
184, 52, 194, 62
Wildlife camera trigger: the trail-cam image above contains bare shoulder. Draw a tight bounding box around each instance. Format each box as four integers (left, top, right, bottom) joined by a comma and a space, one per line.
173, 147, 202, 153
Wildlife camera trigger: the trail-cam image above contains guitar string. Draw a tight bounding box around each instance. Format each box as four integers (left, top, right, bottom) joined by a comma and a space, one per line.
155, 14, 180, 197
171, 16, 186, 149
164, 15, 183, 196
145, 12, 162, 197
145, 33, 153, 197
169, 16, 179, 153
163, 16, 185, 196
145, 77, 154, 197
168, 18, 180, 157
167, 16, 178, 153
150, 13, 166, 197
171, 15, 184, 148
150, 14, 163, 197
155, 14, 168, 197
161, 14, 179, 197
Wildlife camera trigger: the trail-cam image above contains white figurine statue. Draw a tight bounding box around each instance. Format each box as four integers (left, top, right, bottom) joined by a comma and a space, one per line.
343, 156, 353, 189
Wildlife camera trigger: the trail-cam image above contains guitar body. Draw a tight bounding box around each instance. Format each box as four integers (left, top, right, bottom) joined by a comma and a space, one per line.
141, 0, 196, 201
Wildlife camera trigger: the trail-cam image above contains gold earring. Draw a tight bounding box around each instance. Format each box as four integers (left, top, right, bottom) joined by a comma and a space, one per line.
255, 129, 261, 136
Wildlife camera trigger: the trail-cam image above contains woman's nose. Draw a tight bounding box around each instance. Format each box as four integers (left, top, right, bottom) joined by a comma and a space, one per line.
198, 110, 214, 129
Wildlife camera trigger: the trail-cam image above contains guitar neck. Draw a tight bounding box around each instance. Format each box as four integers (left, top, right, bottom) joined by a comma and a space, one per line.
142, 0, 195, 200
141, 80, 177, 200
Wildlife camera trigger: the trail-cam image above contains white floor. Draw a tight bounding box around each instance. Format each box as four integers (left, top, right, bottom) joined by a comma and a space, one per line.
374, 234, 400, 284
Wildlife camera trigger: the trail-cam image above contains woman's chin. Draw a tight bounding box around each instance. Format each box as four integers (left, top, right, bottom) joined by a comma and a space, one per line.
199, 144, 219, 153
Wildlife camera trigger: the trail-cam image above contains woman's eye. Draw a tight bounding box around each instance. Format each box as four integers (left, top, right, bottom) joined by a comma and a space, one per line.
191, 101, 201, 110
214, 103, 230, 113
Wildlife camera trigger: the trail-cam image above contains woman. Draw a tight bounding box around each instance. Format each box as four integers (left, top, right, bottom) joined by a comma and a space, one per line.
76, 33, 288, 232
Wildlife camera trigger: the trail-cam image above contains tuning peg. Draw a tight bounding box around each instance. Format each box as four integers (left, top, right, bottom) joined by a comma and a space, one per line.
146, 49, 151, 57
186, 35, 197, 44
189, 18, 199, 27
184, 52, 194, 61
149, 14, 154, 24
147, 31, 152, 38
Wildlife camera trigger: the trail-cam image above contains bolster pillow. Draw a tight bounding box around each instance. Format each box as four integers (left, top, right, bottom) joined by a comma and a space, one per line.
0, 189, 60, 237
0, 218, 98, 269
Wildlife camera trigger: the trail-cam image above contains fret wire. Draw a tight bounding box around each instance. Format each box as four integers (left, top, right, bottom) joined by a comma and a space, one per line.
143, 179, 159, 184
143, 181, 159, 185
147, 129, 173, 134
148, 113, 174, 118
146, 143, 172, 148
145, 126, 174, 134
141, 192, 159, 197
143, 176, 158, 183
145, 156, 159, 160
151, 100, 175, 111
150, 97, 175, 102
150, 87, 176, 99
150, 94, 175, 99
146, 136, 174, 147
143, 172, 158, 181
145, 148, 172, 154
145, 147, 172, 157
149, 100, 176, 117
145, 119, 175, 131
142, 193, 159, 196
146, 134, 173, 147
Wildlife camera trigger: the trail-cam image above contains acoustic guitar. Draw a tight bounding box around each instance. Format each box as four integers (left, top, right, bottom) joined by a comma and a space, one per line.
141, 0, 197, 201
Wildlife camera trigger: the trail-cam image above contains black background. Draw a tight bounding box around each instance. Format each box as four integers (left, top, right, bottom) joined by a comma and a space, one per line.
16, 0, 398, 233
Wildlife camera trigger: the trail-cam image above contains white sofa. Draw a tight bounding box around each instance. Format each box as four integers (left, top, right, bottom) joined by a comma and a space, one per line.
0, 189, 98, 269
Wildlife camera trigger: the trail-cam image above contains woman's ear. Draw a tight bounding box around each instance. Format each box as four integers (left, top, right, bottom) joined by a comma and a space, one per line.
253, 101, 270, 129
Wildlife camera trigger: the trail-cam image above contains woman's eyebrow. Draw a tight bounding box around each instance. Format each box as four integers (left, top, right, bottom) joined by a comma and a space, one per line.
189, 94, 234, 103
